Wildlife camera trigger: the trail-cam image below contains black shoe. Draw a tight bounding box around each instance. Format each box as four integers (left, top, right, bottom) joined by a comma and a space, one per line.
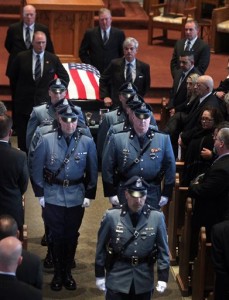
43, 252, 53, 269
71, 259, 76, 269
63, 274, 77, 290
41, 234, 47, 246
51, 274, 62, 291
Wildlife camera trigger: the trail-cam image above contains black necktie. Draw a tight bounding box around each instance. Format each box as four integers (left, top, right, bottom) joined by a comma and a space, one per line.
103, 30, 108, 44
185, 40, 191, 51
131, 213, 139, 227
25, 27, 31, 49
35, 54, 41, 81
126, 63, 132, 83
177, 72, 186, 91
65, 136, 71, 146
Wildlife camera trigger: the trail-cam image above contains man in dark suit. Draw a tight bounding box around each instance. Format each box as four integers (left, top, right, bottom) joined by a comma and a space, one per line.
0, 215, 42, 290
99, 37, 151, 108
0, 115, 29, 236
179, 75, 227, 146
79, 8, 125, 74
167, 51, 200, 116
0, 236, 42, 300
4, 4, 54, 79
10, 30, 69, 152
170, 20, 210, 79
211, 220, 229, 300
188, 127, 229, 257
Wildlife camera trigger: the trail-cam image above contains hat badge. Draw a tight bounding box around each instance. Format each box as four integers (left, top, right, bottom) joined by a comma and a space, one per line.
136, 178, 142, 188
55, 78, 62, 86
127, 83, 132, 89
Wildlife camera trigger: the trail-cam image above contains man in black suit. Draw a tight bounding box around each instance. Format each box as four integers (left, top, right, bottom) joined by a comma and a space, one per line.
4, 4, 54, 79
188, 127, 229, 257
179, 75, 227, 146
0, 236, 42, 300
79, 8, 125, 74
168, 51, 200, 116
170, 20, 210, 79
100, 37, 151, 108
0, 115, 29, 236
10, 30, 69, 152
0, 215, 42, 290
211, 220, 229, 300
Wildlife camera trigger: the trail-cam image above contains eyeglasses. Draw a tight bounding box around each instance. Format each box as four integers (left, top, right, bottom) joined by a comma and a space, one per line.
201, 118, 214, 123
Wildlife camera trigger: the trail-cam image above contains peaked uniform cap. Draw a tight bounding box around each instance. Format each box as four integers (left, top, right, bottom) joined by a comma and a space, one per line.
119, 82, 138, 98
134, 102, 152, 119
49, 78, 68, 93
124, 176, 149, 198
59, 105, 79, 123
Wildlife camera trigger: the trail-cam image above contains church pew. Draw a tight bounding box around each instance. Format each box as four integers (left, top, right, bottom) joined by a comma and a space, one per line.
168, 171, 188, 265
191, 227, 215, 300
176, 197, 193, 296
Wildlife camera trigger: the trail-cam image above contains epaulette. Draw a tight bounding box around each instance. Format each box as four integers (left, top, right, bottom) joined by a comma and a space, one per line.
43, 128, 57, 135
149, 126, 168, 135
108, 205, 122, 210
33, 101, 48, 108
113, 128, 131, 135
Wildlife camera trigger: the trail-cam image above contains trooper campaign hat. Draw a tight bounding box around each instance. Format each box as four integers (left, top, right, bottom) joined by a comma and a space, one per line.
119, 82, 138, 99
59, 105, 79, 123
49, 78, 68, 94
133, 102, 152, 119
126, 94, 144, 110
124, 176, 149, 198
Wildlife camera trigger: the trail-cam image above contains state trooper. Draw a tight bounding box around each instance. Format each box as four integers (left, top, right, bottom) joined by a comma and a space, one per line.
97, 82, 138, 161
102, 103, 176, 209
30, 106, 98, 291
95, 176, 170, 299
28, 104, 91, 269
26, 78, 86, 149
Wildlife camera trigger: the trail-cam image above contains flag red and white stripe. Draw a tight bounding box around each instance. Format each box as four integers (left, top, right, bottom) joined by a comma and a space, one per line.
63, 63, 101, 100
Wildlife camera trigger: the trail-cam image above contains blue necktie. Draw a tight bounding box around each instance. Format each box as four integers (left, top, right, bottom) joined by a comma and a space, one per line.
25, 27, 31, 49
35, 54, 41, 81
126, 63, 132, 83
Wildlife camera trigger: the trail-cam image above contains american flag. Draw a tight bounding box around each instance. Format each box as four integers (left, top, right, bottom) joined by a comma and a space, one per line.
63, 63, 100, 100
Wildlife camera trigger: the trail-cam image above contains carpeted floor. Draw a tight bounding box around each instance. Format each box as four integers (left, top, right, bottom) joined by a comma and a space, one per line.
24, 176, 186, 300
11, 131, 187, 300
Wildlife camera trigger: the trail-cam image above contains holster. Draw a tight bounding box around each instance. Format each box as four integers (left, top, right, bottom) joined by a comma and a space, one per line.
105, 244, 116, 272
43, 167, 56, 185
148, 246, 158, 266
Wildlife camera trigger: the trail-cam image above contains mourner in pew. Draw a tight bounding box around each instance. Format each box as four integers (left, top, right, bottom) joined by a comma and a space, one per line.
188, 127, 229, 258
181, 107, 224, 186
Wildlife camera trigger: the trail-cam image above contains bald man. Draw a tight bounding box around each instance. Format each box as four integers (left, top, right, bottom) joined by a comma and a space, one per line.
0, 236, 42, 299
0, 214, 42, 289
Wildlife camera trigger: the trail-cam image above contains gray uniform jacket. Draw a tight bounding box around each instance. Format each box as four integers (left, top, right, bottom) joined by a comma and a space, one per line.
102, 128, 176, 208
30, 128, 98, 205
26, 99, 85, 149
95, 203, 170, 294
97, 108, 126, 160
28, 122, 92, 196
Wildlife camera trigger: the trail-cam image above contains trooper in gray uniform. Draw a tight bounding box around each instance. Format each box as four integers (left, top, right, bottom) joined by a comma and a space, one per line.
28, 103, 91, 269
26, 78, 86, 150
102, 103, 175, 208
95, 176, 170, 299
97, 82, 137, 162
30, 106, 98, 291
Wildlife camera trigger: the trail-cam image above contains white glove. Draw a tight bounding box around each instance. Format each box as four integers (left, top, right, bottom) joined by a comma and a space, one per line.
96, 277, 106, 291
156, 281, 167, 293
38, 196, 45, 208
159, 196, 168, 207
109, 196, 119, 206
82, 198, 91, 207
